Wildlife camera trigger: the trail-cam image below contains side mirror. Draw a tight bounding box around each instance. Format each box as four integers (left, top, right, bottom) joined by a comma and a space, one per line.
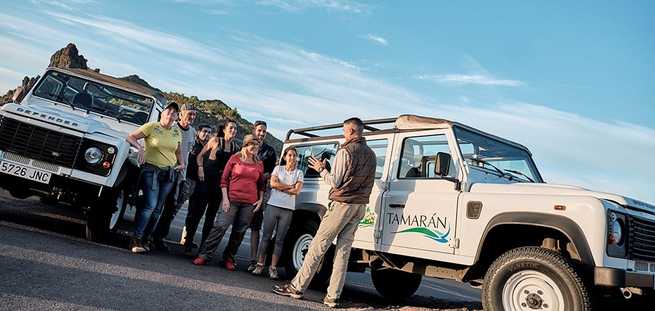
434, 152, 451, 177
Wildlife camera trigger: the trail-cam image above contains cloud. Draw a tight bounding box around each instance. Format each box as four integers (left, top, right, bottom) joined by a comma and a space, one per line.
417, 74, 524, 87
364, 34, 388, 46
256, 0, 367, 13
2, 10, 653, 204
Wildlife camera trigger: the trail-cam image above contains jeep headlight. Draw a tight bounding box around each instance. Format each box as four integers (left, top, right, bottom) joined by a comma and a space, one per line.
84, 147, 103, 165
607, 211, 624, 245
603, 201, 628, 258
75, 140, 117, 176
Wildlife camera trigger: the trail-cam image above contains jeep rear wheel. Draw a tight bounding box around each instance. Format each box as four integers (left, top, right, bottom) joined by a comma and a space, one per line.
281, 217, 334, 287
371, 268, 422, 302
482, 246, 591, 311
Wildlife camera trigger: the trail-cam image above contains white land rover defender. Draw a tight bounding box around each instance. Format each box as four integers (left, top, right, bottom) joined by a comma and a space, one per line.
0, 67, 162, 240
279, 115, 654, 310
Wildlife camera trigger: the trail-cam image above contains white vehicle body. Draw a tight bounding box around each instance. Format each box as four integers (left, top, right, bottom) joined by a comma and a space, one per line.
280, 115, 655, 310
0, 67, 163, 239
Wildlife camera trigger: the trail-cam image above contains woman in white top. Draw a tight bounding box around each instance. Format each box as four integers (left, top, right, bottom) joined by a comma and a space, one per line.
252, 147, 304, 279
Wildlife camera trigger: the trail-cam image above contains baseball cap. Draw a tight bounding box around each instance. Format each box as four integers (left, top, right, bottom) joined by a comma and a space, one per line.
242, 134, 260, 147
164, 101, 180, 112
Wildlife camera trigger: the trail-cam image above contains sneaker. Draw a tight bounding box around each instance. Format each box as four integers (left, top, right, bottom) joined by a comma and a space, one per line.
192, 256, 207, 266
272, 283, 303, 299
322, 297, 340, 308
268, 266, 279, 280
251, 264, 265, 275
130, 239, 147, 254
224, 258, 236, 271
247, 260, 257, 272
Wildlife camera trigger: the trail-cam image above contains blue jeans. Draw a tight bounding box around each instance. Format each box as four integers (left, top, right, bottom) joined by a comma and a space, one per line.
133, 164, 177, 241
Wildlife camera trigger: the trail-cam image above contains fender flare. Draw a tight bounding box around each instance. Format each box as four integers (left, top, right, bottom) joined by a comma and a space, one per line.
474, 212, 595, 266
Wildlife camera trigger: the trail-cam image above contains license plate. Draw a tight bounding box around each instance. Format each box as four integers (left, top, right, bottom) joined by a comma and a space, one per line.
0, 160, 51, 184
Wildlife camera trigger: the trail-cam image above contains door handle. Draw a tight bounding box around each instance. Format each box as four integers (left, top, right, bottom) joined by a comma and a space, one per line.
389, 204, 405, 209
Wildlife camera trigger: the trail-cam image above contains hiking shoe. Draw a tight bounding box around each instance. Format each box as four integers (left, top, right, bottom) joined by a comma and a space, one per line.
130, 239, 147, 254
272, 283, 303, 299
224, 258, 236, 271
192, 256, 207, 266
268, 266, 279, 280
251, 264, 265, 275
323, 297, 340, 308
247, 260, 257, 272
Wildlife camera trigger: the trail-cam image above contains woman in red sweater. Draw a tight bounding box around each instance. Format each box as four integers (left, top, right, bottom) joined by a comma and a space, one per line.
193, 134, 265, 270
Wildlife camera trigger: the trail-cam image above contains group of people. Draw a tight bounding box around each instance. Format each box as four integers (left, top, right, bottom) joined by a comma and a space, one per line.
126, 101, 377, 308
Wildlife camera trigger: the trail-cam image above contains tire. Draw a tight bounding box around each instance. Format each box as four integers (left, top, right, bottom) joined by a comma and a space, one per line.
371, 268, 422, 302
482, 246, 591, 311
281, 217, 334, 287
85, 188, 127, 241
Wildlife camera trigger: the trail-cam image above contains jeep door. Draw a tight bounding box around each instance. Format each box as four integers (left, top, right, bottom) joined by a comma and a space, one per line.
352, 134, 395, 251
380, 130, 461, 257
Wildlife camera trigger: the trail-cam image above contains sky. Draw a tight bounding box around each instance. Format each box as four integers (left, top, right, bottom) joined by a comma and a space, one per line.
1, 0, 654, 203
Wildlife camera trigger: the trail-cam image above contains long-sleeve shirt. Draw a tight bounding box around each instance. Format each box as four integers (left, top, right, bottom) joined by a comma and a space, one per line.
221, 153, 265, 204
319, 148, 350, 189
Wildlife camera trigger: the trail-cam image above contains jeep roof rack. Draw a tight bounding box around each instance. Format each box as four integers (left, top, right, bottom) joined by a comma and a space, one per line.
285, 115, 454, 141
285, 114, 531, 154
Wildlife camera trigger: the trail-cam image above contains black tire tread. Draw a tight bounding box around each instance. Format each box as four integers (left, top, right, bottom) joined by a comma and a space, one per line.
482, 246, 591, 311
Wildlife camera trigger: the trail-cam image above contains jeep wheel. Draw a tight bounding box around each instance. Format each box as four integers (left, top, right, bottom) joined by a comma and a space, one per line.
281, 217, 334, 287
85, 188, 127, 241
482, 246, 591, 311
371, 268, 422, 301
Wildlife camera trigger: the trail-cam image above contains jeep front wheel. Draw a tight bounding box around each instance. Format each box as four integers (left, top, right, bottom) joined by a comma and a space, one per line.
371, 268, 422, 301
85, 188, 127, 241
482, 246, 591, 311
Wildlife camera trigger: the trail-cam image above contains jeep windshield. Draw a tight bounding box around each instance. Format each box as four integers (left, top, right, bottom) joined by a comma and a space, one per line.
453, 126, 543, 183
32, 70, 154, 125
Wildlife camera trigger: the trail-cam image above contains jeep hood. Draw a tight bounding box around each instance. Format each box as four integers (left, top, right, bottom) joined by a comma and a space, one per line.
2, 99, 137, 139
470, 183, 655, 215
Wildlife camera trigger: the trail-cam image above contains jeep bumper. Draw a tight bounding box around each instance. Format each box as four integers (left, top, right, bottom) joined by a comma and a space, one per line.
595, 267, 655, 288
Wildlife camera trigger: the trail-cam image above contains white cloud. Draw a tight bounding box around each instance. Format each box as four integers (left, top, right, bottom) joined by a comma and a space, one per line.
417, 74, 524, 87
1, 10, 653, 204
364, 34, 388, 46
256, 0, 367, 13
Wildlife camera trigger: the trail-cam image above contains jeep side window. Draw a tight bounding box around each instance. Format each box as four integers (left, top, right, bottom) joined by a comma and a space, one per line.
294, 143, 338, 178
368, 139, 388, 179
398, 134, 457, 179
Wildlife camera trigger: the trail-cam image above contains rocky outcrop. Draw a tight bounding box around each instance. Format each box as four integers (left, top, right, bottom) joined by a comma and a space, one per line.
49, 43, 88, 69
0, 76, 39, 105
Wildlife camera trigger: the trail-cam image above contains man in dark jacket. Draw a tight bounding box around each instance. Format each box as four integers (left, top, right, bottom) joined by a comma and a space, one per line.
273, 117, 376, 308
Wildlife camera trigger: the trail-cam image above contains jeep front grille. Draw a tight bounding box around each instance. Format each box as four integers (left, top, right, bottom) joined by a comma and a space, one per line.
0, 116, 82, 168
628, 216, 655, 262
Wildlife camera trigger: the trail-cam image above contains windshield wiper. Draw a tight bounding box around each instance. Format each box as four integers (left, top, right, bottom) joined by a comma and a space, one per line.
503, 169, 535, 183
470, 157, 509, 178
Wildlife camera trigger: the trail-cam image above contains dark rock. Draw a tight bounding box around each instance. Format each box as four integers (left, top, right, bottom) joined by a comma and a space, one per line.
49, 43, 88, 69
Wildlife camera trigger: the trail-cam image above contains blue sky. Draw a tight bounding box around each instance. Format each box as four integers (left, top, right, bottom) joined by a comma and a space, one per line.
1, 0, 654, 203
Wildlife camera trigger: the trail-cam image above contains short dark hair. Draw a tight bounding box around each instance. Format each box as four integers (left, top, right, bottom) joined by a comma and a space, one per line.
198, 124, 211, 131
253, 120, 267, 129
343, 117, 364, 133
223, 118, 237, 126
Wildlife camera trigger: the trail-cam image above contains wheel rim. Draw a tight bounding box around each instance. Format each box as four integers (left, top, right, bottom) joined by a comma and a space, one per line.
502, 270, 564, 311
292, 233, 313, 271
108, 190, 125, 230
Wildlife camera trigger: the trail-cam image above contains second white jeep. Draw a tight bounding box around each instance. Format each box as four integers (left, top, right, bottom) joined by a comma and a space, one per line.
279, 115, 655, 310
